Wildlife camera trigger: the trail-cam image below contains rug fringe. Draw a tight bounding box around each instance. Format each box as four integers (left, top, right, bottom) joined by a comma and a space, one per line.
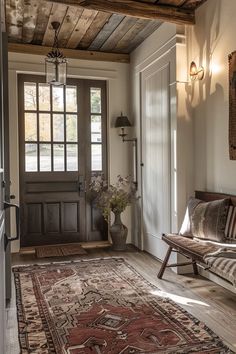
12, 256, 125, 269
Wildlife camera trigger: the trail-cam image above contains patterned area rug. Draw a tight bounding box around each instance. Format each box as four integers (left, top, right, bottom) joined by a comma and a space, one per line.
36, 243, 87, 258
13, 258, 233, 353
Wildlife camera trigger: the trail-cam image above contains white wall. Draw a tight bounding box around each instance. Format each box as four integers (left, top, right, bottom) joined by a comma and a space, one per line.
187, 0, 236, 194
8, 52, 131, 252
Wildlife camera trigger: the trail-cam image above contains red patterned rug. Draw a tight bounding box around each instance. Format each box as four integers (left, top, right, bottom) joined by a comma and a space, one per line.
13, 258, 233, 353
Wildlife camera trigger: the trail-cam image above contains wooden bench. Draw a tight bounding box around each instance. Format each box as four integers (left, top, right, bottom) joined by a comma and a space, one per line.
158, 191, 236, 285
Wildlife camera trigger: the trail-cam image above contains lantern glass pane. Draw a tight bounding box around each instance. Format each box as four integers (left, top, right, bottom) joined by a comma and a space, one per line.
58, 61, 67, 85
45, 59, 67, 86
45, 60, 55, 85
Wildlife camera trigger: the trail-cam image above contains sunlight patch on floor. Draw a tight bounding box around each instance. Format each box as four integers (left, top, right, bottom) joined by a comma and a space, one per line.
150, 289, 210, 307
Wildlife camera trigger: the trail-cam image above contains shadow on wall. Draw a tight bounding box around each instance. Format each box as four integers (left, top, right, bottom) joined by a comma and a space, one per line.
186, 0, 226, 191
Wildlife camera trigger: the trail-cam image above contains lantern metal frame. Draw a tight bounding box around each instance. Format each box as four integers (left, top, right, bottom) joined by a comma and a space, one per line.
45, 21, 67, 86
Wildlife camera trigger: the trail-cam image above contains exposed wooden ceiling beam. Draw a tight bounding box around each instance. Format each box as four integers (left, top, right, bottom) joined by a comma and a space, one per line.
45, 0, 195, 25
8, 43, 130, 63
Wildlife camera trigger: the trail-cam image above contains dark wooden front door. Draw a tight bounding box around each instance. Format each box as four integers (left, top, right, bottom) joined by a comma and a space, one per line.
19, 75, 107, 247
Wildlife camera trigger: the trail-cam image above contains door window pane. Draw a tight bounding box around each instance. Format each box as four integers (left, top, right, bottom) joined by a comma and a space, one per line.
53, 144, 65, 171
39, 83, 50, 111
91, 144, 102, 171
67, 144, 78, 171
25, 113, 37, 141
91, 88, 101, 113
91, 115, 101, 142
53, 114, 64, 141
25, 144, 37, 171
24, 83, 37, 110
66, 115, 77, 142
52, 86, 64, 111
39, 144, 51, 171
66, 86, 77, 112
39, 114, 51, 141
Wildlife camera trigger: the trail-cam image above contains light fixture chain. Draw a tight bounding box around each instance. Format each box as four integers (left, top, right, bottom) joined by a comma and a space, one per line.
52, 26, 59, 51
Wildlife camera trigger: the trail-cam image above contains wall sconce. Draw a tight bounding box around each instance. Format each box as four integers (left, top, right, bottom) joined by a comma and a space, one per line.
189, 61, 204, 81
115, 113, 138, 189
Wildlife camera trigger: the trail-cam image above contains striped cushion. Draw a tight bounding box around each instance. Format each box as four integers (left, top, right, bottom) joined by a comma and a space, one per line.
225, 206, 236, 243
204, 250, 236, 285
163, 234, 220, 261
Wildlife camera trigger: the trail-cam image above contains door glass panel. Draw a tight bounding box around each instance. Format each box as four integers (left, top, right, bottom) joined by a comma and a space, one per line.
67, 144, 78, 171
25, 113, 37, 141
91, 88, 101, 113
53, 144, 65, 171
22, 80, 105, 175
39, 83, 51, 111
25, 143, 37, 171
39, 144, 51, 171
66, 115, 77, 142
39, 113, 51, 141
66, 86, 77, 112
91, 144, 102, 171
52, 86, 64, 111
53, 114, 64, 141
91, 115, 101, 142
24, 83, 37, 110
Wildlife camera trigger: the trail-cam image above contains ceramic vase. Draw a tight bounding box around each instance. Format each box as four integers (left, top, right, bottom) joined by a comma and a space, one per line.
110, 212, 128, 251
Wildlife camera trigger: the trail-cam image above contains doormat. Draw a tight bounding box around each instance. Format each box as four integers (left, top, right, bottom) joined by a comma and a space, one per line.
35, 243, 87, 258
13, 258, 233, 353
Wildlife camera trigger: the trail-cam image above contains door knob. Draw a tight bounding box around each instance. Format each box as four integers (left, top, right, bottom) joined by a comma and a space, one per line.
10, 195, 15, 200
78, 176, 86, 195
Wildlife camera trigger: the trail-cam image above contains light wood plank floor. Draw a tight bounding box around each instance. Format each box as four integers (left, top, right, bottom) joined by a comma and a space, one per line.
6, 248, 236, 354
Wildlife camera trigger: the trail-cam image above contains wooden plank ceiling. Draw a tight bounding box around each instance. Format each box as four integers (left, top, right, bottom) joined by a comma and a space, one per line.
5, 0, 207, 57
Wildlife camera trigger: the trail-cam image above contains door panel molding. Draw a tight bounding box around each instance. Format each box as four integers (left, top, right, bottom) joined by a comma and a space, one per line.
141, 57, 172, 261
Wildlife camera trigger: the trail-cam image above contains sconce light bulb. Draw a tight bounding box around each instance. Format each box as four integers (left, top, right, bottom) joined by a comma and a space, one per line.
190, 61, 204, 81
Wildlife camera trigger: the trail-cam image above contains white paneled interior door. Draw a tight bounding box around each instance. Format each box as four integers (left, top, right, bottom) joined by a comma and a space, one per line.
141, 60, 171, 261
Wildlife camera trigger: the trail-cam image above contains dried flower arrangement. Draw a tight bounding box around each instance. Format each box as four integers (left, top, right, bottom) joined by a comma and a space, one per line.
89, 175, 135, 222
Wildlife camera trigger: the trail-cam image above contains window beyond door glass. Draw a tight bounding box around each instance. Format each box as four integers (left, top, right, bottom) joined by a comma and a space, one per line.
90, 88, 102, 171
24, 82, 79, 172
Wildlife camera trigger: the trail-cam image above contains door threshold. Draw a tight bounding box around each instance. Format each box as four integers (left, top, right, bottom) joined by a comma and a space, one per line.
20, 240, 111, 255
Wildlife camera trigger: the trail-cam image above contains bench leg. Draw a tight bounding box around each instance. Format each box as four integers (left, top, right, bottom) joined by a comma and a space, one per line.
157, 246, 172, 279
192, 260, 198, 275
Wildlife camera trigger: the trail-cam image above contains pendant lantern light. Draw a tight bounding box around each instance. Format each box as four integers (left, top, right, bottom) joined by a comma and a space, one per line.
45, 21, 67, 86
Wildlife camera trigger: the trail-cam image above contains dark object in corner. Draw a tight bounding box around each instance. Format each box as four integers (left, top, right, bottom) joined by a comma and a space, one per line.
229, 51, 236, 160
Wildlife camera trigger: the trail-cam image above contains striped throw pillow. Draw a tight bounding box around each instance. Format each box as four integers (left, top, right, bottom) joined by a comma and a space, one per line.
225, 205, 236, 243
191, 198, 230, 242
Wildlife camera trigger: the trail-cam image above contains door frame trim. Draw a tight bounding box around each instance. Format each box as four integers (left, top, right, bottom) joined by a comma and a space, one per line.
17, 74, 108, 247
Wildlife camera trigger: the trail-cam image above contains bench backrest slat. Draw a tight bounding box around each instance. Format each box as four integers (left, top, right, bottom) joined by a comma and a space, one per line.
195, 191, 236, 206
